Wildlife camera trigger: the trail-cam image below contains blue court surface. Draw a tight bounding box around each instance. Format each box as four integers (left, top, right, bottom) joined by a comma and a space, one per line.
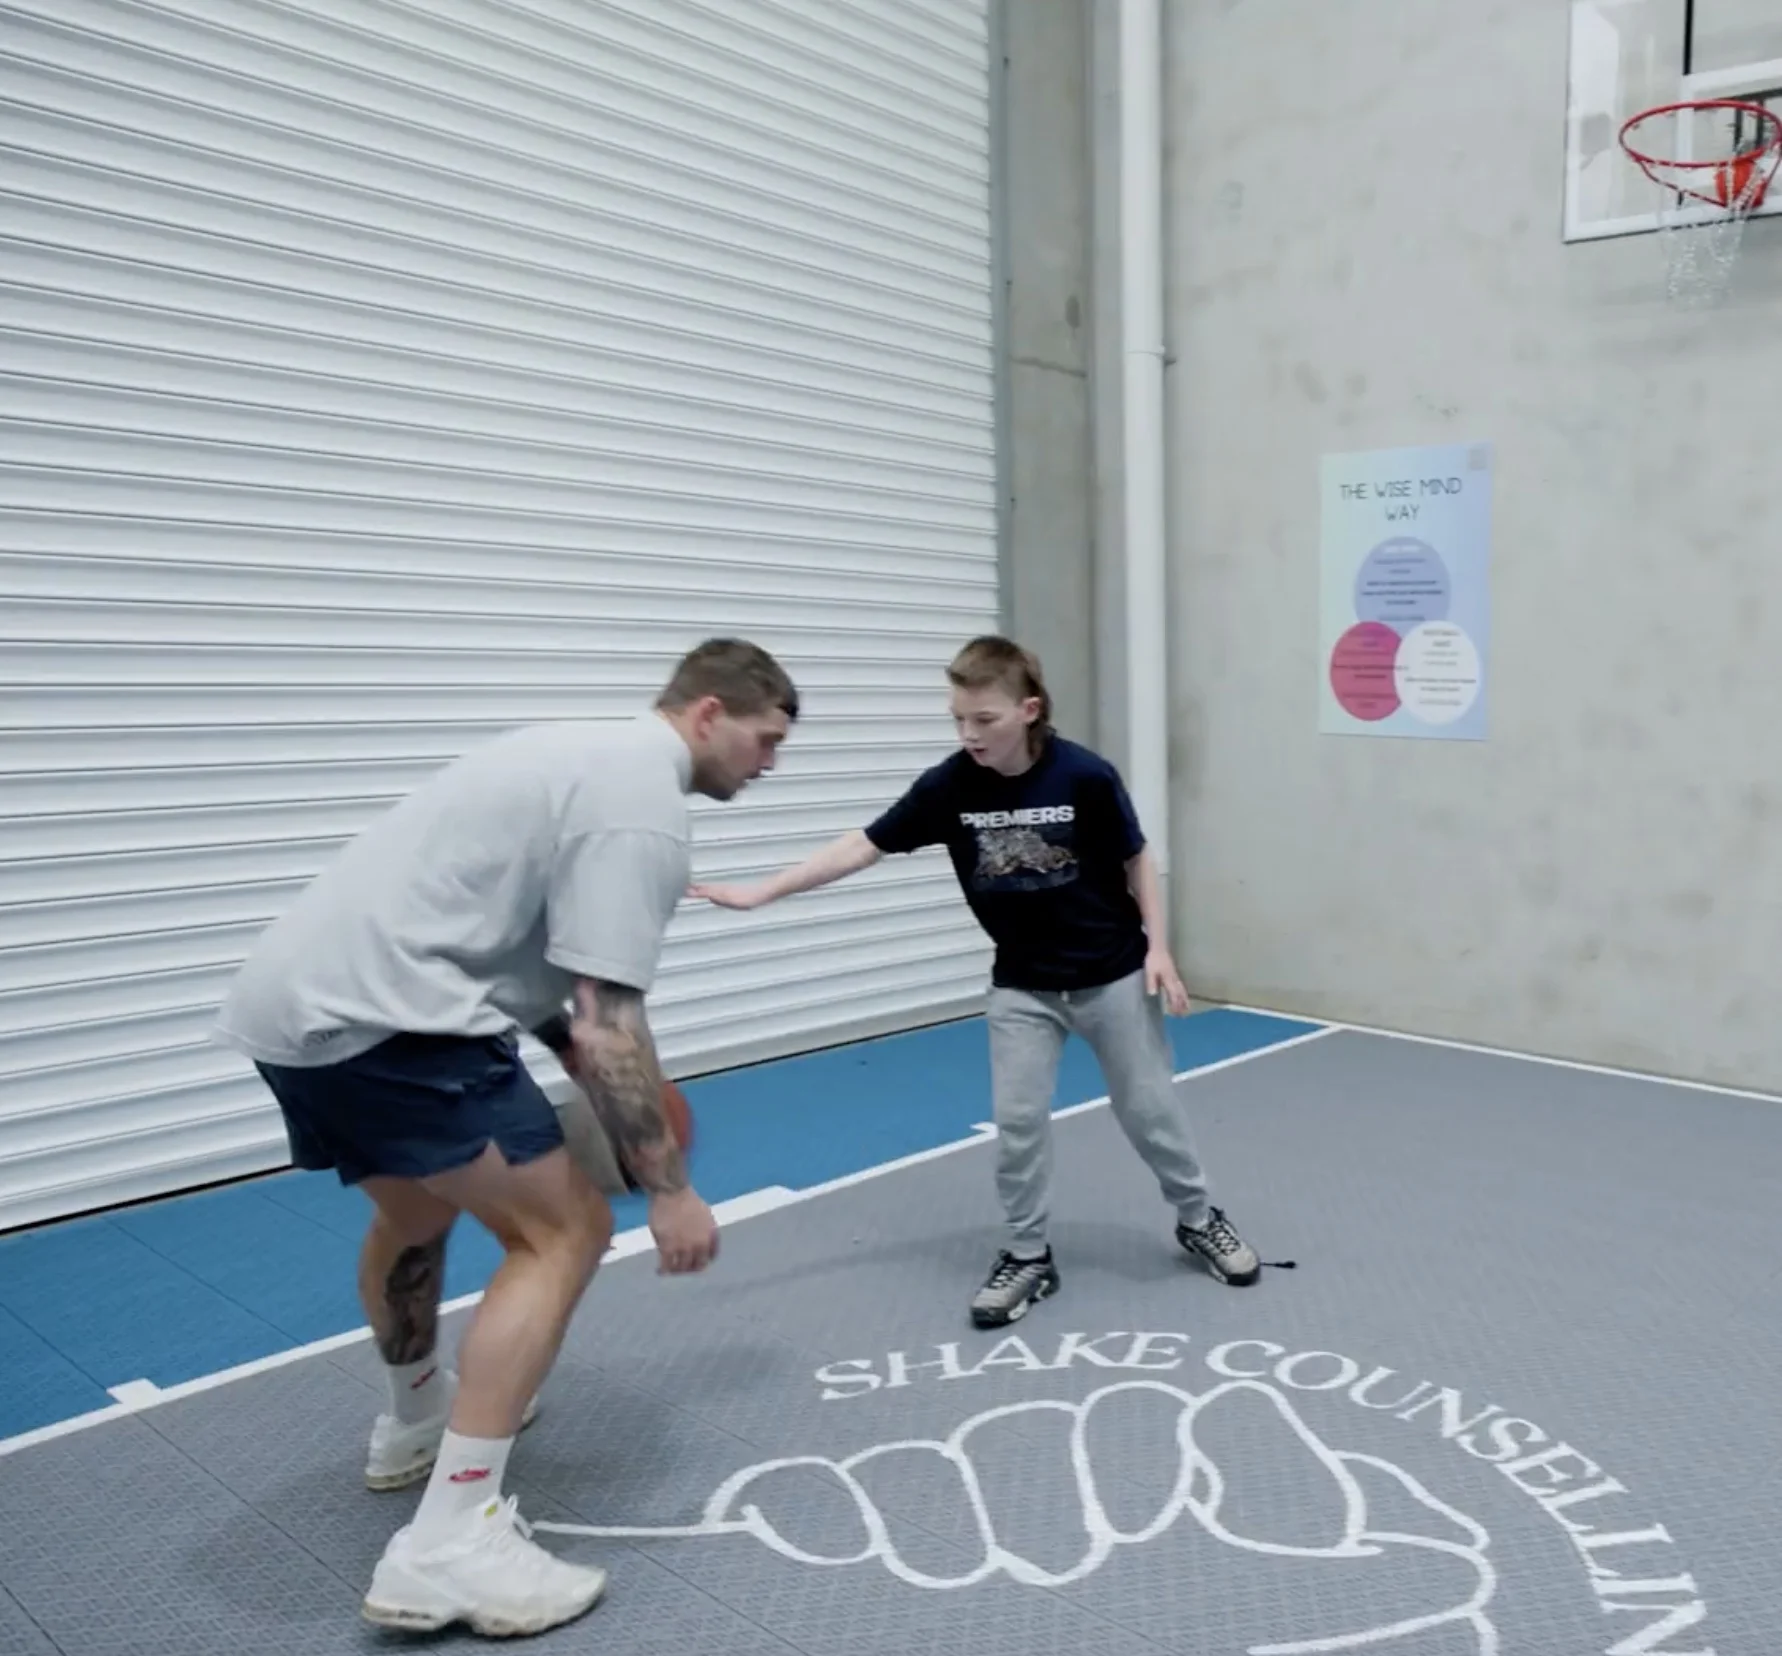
0, 1005, 1318, 1446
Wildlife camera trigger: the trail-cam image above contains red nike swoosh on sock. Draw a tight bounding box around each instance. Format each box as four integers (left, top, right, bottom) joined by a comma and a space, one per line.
409, 1367, 438, 1390
449, 1468, 491, 1484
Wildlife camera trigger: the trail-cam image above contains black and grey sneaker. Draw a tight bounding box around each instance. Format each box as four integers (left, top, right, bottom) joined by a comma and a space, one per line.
1176, 1207, 1262, 1286
969, 1248, 1061, 1328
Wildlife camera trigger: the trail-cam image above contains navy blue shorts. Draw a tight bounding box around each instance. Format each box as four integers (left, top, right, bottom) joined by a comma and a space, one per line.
254, 1031, 565, 1186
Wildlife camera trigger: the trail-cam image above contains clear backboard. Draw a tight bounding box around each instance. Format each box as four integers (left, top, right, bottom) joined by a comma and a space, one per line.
1565, 0, 1782, 240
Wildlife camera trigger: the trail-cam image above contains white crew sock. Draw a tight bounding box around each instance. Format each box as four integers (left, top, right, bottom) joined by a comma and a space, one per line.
386, 1357, 447, 1425
411, 1431, 516, 1544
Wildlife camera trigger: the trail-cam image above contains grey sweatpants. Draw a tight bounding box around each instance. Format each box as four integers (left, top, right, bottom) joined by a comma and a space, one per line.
987, 967, 1211, 1257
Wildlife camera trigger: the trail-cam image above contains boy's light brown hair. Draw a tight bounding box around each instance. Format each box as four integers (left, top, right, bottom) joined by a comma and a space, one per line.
946, 635, 1054, 751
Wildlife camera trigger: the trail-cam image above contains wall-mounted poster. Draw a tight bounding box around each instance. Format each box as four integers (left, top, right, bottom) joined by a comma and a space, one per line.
1319, 442, 1492, 741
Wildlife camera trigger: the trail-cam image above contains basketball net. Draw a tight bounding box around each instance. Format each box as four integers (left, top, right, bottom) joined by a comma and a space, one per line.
1619, 100, 1782, 309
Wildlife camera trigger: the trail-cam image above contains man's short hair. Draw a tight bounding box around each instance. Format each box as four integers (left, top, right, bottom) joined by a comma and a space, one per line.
657, 638, 800, 721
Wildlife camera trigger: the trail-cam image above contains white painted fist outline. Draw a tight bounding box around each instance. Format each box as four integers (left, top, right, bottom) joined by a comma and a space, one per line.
538, 1378, 1499, 1656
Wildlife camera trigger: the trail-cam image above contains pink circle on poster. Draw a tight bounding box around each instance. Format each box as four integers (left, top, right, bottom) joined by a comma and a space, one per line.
1329, 622, 1402, 720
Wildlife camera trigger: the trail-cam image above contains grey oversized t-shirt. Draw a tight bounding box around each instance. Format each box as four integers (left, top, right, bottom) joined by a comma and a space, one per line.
213, 713, 694, 1068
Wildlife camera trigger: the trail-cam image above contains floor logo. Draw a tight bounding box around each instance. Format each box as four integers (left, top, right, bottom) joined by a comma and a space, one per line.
537, 1331, 1713, 1656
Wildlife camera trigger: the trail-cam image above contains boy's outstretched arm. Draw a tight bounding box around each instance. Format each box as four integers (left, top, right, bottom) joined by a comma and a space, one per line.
690, 829, 884, 911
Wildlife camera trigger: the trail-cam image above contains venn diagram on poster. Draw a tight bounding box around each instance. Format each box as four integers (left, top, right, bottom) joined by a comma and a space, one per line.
1327, 537, 1481, 725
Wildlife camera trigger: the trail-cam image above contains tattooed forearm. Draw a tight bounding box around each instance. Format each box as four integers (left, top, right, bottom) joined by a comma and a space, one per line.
378, 1235, 447, 1365
570, 978, 687, 1196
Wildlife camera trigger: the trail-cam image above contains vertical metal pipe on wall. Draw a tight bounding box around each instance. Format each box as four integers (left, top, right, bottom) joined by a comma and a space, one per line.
989, 0, 1015, 632
1119, 0, 1171, 886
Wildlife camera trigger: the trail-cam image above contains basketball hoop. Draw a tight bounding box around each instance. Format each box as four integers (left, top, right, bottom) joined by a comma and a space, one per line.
1618, 99, 1782, 308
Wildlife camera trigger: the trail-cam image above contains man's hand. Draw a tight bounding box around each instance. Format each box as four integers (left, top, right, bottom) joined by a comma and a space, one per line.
687, 880, 774, 911
1145, 947, 1191, 1017
649, 1187, 720, 1275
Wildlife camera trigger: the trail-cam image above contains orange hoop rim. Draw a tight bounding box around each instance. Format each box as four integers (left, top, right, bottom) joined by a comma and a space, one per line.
1618, 98, 1782, 169
1618, 98, 1782, 210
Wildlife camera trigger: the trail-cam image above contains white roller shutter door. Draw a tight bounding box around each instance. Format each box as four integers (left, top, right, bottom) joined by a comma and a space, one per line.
0, 0, 998, 1230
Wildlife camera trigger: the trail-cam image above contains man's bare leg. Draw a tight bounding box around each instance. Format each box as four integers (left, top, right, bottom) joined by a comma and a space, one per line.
358, 1180, 455, 1437
361, 1143, 614, 1637
360, 1214, 450, 1366
420, 1141, 610, 1439
353, 1178, 499, 1492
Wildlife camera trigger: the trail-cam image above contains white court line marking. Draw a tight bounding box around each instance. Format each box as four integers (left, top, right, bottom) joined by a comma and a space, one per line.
105, 1380, 162, 1408
787, 1127, 996, 1200
965, 1023, 1339, 1145
0, 1023, 1332, 1461
781, 1024, 1338, 1204
603, 1185, 804, 1263
5, 1187, 801, 1448
1215, 1000, 1782, 1104
0, 1402, 134, 1458
1053, 1024, 1339, 1123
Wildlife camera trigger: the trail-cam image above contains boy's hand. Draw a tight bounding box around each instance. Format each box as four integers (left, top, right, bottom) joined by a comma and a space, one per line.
1145, 948, 1191, 1016
689, 881, 773, 910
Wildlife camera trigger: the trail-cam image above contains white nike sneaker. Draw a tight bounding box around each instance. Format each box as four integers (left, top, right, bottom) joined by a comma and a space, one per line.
365, 1371, 540, 1492
361, 1494, 607, 1637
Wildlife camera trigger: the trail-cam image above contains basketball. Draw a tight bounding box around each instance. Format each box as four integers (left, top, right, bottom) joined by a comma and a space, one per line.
660, 1077, 695, 1154
554, 1075, 696, 1198
615, 1078, 696, 1193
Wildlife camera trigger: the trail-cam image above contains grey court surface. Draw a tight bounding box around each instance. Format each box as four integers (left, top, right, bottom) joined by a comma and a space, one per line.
1, 1028, 1777, 1655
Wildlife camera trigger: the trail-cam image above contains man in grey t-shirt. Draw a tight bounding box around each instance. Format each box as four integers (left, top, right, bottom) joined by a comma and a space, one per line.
213, 639, 798, 1640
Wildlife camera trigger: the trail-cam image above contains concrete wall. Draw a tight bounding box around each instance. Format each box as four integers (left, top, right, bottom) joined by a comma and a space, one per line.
1155, 0, 1782, 1090
997, 0, 1098, 745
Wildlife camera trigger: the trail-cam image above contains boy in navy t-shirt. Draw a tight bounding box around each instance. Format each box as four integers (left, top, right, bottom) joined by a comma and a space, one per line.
693, 635, 1261, 1327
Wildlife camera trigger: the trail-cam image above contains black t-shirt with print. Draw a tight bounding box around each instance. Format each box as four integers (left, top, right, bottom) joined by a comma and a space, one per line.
865, 735, 1150, 992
